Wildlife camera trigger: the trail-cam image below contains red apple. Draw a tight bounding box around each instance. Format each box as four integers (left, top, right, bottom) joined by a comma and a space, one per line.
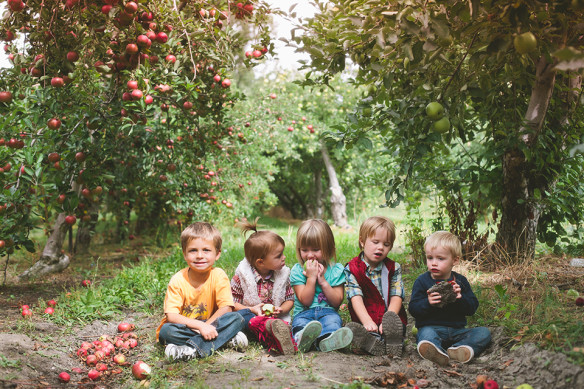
576, 297, 584, 306
58, 372, 70, 383
126, 43, 139, 55
51, 77, 64, 88
113, 353, 126, 365
127, 80, 138, 90
221, 78, 231, 88
484, 380, 499, 389
156, 32, 168, 43
124, 1, 138, 13
47, 299, 57, 307
48, 152, 60, 163
165, 54, 176, 63
252, 49, 262, 58
64, 215, 76, 225
0, 91, 13, 103
44, 307, 54, 315
22, 309, 32, 318
81, 279, 91, 287
75, 151, 86, 162
131, 89, 143, 100
132, 361, 151, 380
47, 118, 61, 130
87, 369, 100, 380
66, 51, 79, 62
117, 322, 135, 332
144, 95, 153, 104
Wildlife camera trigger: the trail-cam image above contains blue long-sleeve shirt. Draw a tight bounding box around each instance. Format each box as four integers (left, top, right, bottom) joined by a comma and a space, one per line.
408, 271, 479, 329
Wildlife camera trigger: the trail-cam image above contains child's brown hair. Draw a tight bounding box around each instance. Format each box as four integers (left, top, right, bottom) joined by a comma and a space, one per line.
295, 219, 336, 265
240, 219, 285, 268
358, 216, 396, 250
180, 222, 222, 252
425, 231, 462, 259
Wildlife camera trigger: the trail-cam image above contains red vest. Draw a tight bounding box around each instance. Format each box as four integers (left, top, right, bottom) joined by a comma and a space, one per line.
347, 255, 407, 326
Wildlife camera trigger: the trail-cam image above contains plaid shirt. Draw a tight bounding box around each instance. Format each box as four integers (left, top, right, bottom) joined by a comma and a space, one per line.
344, 254, 405, 301
231, 266, 294, 305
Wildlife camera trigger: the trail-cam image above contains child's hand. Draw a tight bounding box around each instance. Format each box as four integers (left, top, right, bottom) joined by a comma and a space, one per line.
304, 259, 319, 279
273, 306, 283, 316
427, 291, 442, 306
451, 282, 462, 299
316, 263, 326, 284
198, 322, 218, 340
363, 320, 379, 333
250, 303, 263, 316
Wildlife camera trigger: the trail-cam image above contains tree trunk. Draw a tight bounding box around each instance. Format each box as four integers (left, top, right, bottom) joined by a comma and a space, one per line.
320, 141, 348, 228
314, 167, 323, 219
496, 57, 556, 260
74, 202, 100, 254
18, 213, 71, 281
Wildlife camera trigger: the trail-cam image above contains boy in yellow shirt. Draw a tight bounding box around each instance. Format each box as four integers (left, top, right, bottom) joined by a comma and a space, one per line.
157, 222, 246, 360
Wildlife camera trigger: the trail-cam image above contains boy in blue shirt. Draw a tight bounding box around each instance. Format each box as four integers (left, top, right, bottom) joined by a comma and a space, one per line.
409, 231, 491, 366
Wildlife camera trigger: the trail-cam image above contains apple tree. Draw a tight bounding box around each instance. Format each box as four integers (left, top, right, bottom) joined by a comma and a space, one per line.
0, 0, 277, 279
224, 73, 395, 227
294, 0, 584, 259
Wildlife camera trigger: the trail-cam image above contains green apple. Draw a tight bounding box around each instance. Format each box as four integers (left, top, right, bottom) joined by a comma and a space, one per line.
433, 117, 451, 133
261, 304, 275, 316
566, 288, 579, 298
515, 384, 534, 389
411, 326, 418, 336
425, 102, 444, 120
513, 32, 537, 54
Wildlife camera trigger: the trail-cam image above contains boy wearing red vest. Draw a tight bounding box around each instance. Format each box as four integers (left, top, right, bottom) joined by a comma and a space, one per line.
344, 216, 407, 356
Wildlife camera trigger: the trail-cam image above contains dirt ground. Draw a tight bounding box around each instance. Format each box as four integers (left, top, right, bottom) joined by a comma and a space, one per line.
1, 299, 583, 388
1, 251, 583, 388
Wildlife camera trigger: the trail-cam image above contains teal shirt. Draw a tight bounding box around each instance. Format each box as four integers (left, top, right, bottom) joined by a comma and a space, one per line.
290, 262, 346, 315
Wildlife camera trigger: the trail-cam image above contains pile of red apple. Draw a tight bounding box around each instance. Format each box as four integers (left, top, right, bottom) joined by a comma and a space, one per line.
59, 321, 150, 382
20, 299, 58, 318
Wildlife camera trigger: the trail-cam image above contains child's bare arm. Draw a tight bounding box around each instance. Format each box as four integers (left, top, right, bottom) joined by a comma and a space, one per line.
166, 312, 218, 340
387, 295, 403, 314
320, 283, 344, 308
276, 300, 294, 316
207, 305, 232, 324
349, 295, 378, 332
294, 280, 317, 307
234, 302, 263, 315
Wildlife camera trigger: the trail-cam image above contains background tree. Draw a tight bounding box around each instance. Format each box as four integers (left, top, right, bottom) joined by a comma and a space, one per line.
0, 0, 276, 278
295, 0, 584, 259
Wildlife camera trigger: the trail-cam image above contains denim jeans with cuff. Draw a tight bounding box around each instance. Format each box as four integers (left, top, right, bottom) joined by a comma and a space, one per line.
158, 312, 244, 357
416, 325, 491, 356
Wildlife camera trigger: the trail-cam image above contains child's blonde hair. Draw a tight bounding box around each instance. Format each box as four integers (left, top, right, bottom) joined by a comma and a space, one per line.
295, 219, 336, 265
240, 219, 285, 268
181, 222, 222, 252
425, 231, 462, 259
358, 216, 396, 250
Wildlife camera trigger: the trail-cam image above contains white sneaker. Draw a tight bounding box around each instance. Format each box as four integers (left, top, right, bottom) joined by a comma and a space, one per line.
165, 344, 198, 361
228, 331, 248, 351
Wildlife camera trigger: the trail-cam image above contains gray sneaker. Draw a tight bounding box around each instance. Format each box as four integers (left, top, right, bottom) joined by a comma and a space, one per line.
382, 311, 404, 356
319, 327, 353, 352
165, 344, 198, 361
346, 322, 384, 356
228, 331, 249, 351
295, 321, 322, 353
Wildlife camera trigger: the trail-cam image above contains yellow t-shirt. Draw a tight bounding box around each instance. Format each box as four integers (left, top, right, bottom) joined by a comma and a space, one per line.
156, 267, 234, 341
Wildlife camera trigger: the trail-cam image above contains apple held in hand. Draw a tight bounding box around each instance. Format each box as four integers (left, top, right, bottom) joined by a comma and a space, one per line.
261, 304, 275, 316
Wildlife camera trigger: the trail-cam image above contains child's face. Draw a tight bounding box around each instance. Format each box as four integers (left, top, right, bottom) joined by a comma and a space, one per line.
425, 244, 458, 280
299, 247, 323, 264
259, 243, 286, 272
183, 237, 221, 273
360, 227, 392, 267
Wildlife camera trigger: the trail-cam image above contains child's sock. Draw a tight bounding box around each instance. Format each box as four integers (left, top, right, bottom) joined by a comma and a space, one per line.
382, 311, 404, 356
295, 321, 322, 353
345, 322, 384, 356
318, 327, 353, 352
266, 319, 296, 355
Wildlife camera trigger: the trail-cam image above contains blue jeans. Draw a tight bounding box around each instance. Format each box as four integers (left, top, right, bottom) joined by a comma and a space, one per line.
158, 312, 244, 357
417, 325, 491, 356
291, 307, 342, 338
235, 308, 256, 329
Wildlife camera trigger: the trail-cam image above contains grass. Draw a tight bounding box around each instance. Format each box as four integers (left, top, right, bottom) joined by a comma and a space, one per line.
41, 217, 584, 371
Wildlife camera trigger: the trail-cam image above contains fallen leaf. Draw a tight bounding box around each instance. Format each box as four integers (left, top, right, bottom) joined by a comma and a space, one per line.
408, 378, 416, 385
503, 359, 514, 367
251, 377, 264, 381
40, 381, 50, 385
